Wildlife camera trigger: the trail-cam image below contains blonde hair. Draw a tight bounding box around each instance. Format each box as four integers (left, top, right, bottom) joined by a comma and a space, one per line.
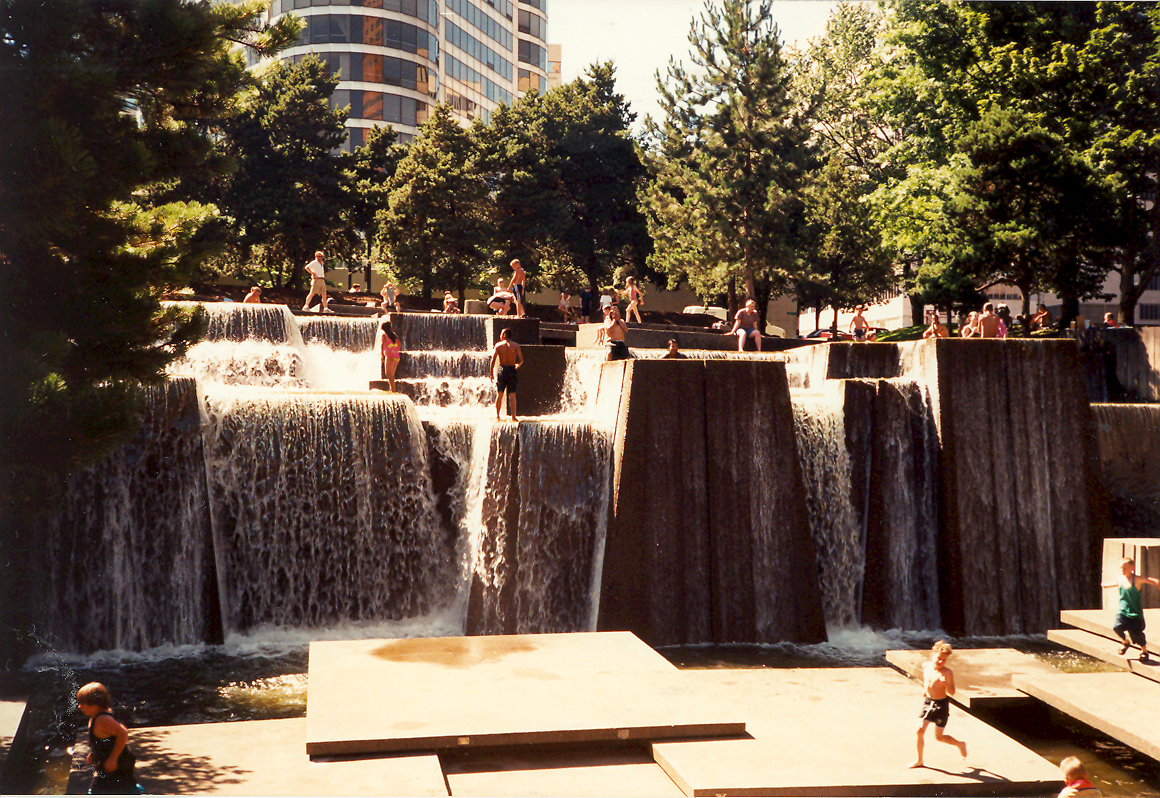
76, 682, 111, 710
1122, 557, 1135, 567
931, 640, 953, 658
1059, 756, 1088, 782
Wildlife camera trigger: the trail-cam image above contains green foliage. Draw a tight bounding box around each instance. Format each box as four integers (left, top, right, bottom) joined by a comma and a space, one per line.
798, 155, 895, 315
479, 62, 651, 294
200, 57, 350, 286
644, 0, 812, 321
0, 0, 295, 515
871, 1, 1160, 323
377, 104, 491, 299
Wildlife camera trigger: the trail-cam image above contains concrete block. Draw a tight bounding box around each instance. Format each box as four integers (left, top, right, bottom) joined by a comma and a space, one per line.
304, 633, 745, 756
514, 345, 567, 416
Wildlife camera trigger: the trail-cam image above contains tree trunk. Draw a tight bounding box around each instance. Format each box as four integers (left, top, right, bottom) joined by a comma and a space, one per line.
727, 276, 738, 316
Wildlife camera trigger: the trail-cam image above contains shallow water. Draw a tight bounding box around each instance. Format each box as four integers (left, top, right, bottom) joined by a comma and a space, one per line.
7, 633, 1158, 796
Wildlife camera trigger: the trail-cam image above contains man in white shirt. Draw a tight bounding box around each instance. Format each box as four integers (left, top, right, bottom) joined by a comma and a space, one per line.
302, 251, 328, 312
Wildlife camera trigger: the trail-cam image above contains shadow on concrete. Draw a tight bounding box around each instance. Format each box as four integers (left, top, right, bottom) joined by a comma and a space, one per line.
132, 730, 250, 794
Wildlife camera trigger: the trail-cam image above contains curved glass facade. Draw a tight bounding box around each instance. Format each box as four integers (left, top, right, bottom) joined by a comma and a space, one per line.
267, 0, 547, 147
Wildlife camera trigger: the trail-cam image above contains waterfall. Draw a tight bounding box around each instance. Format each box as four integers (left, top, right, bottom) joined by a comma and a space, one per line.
790, 379, 940, 632
388, 313, 490, 351
299, 316, 379, 352
201, 390, 459, 633
791, 386, 863, 630
197, 302, 305, 346
1092, 403, 1160, 536
37, 379, 216, 653
466, 421, 612, 635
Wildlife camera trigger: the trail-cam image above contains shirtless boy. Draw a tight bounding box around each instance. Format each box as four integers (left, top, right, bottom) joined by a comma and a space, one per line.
977, 302, 1003, 338
596, 305, 630, 361
510, 259, 526, 317
490, 328, 523, 421
910, 640, 967, 768
849, 305, 870, 342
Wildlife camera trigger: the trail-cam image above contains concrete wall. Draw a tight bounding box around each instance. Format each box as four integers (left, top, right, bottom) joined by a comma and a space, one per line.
595, 359, 826, 646
911, 339, 1108, 635
575, 324, 809, 353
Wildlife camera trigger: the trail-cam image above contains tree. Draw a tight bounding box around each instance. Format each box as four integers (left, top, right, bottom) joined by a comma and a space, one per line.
377, 104, 491, 301
347, 125, 405, 289
643, 0, 812, 324
799, 155, 895, 329
480, 63, 651, 295
205, 57, 350, 287
0, 0, 297, 515
873, 1, 1160, 324
948, 108, 1114, 322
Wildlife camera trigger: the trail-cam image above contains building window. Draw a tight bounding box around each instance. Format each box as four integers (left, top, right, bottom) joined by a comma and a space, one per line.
446, 0, 514, 50
517, 68, 546, 93
519, 0, 545, 9
517, 39, 546, 70
1140, 304, 1160, 321
297, 15, 438, 61
1148, 273, 1160, 291
517, 9, 545, 41
445, 20, 514, 80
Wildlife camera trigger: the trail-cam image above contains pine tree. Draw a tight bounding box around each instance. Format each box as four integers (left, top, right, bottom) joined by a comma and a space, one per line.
644, 0, 813, 322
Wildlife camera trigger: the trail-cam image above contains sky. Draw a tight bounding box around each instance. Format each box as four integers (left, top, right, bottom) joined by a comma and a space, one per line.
548, 0, 840, 132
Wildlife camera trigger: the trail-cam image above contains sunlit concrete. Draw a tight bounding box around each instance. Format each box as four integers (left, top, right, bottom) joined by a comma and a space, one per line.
652, 668, 1062, 797
305, 633, 746, 756
66, 718, 447, 796
1012, 671, 1160, 763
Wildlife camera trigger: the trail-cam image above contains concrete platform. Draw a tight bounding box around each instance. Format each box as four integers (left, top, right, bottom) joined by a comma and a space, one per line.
1012, 670, 1160, 762
651, 668, 1062, 797
441, 744, 685, 797
66, 718, 447, 795
304, 633, 746, 756
1048, 627, 1160, 682
1060, 607, 1160, 641
886, 648, 1060, 709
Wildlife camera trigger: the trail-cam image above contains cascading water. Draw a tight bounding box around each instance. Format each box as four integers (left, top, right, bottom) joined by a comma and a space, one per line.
791, 385, 863, 630
790, 378, 940, 632
200, 390, 459, 633
298, 316, 378, 351
37, 379, 217, 653
1092, 403, 1160, 536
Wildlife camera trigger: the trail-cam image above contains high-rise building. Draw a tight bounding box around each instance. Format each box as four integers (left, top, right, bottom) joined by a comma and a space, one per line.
264, 0, 549, 149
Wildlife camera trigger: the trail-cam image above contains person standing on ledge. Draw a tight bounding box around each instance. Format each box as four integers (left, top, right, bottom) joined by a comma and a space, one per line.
302, 250, 328, 312
729, 298, 763, 352
381, 282, 398, 313
490, 328, 523, 421
977, 302, 1003, 338
849, 304, 871, 342
380, 320, 402, 393
1103, 557, 1160, 662
909, 640, 967, 769
510, 259, 527, 317
624, 276, 643, 324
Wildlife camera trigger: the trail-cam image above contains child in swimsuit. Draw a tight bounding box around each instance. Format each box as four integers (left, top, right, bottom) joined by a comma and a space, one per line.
909, 640, 967, 768
76, 682, 143, 795
1058, 756, 1102, 797
1102, 557, 1160, 662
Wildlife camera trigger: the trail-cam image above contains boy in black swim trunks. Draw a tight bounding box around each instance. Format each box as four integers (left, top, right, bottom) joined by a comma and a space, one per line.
909, 640, 967, 768
489, 327, 523, 421
77, 682, 143, 794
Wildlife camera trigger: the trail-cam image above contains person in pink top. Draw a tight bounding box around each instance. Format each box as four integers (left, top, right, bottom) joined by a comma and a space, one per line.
380, 320, 402, 392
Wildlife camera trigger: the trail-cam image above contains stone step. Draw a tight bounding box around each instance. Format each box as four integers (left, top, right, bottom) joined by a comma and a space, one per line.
1012, 670, 1160, 763
1047, 628, 1160, 682
1059, 607, 1160, 642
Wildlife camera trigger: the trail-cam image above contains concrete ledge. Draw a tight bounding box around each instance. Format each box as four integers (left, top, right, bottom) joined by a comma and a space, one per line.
67, 718, 448, 796
1060, 608, 1160, 642
304, 633, 745, 757
1047, 628, 1160, 682
654, 668, 1062, 797
1012, 670, 1160, 763
885, 649, 1058, 709
575, 324, 804, 352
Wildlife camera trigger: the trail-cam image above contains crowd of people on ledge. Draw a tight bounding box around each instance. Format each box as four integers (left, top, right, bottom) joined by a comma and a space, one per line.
923, 302, 1126, 341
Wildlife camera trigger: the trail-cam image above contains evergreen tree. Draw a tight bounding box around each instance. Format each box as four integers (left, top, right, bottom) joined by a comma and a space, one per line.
644, 0, 812, 322
207, 57, 350, 287
0, 0, 297, 516
377, 104, 491, 301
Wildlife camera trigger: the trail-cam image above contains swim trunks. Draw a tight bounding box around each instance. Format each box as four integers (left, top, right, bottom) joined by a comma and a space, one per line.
512, 283, 524, 303
919, 696, 949, 727
853, 327, 866, 340
496, 364, 518, 394
607, 340, 631, 361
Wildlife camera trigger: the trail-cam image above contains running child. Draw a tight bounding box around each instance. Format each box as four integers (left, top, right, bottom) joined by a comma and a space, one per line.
909, 640, 967, 768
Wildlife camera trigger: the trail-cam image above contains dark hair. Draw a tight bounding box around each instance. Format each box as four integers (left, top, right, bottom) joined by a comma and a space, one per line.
380, 321, 398, 344
500, 327, 511, 339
